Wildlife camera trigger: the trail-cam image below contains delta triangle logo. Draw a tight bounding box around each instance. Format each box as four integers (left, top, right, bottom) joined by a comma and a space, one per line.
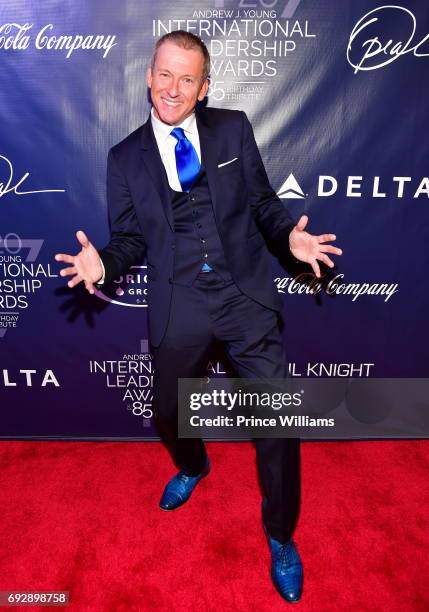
277, 173, 306, 199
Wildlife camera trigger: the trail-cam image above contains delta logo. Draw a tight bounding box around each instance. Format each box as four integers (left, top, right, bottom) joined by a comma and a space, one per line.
277, 173, 429, 199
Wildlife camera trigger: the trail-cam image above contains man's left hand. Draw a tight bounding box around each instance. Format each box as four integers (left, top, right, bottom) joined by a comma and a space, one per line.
289, 215, 343, 278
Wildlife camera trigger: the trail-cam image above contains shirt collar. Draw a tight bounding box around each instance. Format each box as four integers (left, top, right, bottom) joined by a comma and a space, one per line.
150, 107, 198, 147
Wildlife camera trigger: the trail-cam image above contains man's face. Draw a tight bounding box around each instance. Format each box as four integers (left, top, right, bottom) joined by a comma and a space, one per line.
147, 40, 209, 126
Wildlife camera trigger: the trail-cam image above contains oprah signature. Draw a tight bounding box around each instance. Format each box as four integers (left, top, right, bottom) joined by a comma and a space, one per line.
0, 154, 65, 199
347, 5, 429, 74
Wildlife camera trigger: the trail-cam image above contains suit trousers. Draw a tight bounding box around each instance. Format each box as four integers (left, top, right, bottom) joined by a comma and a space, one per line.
151, 270, 300, 544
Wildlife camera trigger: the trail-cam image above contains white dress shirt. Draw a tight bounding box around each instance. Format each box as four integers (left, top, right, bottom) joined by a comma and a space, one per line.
97, 107, 201, 284
150, 106, 201, 191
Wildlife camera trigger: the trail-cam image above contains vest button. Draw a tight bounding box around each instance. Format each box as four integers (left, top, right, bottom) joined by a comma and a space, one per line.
168, 277, 173, 284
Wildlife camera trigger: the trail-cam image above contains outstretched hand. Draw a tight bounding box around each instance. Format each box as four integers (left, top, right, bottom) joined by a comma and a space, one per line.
289, 215, 342, 278
55, 230, 103, 295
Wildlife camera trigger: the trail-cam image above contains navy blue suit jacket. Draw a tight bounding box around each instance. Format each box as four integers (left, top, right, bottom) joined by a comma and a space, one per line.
98, 106, 295, 347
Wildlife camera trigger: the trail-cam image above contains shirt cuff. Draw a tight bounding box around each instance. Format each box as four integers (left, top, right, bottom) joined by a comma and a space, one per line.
97, 258, 106, 285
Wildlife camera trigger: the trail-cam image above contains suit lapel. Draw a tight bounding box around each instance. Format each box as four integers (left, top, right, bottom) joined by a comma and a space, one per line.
140, 116, 173, 230
195, 107, 219, 218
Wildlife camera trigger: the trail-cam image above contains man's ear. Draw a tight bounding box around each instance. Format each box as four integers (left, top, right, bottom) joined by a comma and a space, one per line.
147, 67, 153, 89
198, 78, 209, 101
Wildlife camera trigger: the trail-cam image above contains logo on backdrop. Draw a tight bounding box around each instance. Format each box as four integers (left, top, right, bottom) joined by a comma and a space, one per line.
0, 234, 57, 337
153, 1, 316, 102
0, 154, 65, 200
277, 173, 429, 199
347, 5, 429, 74
206, 349, 374, 377
89, 341, 154, 426
288, 361, 374, 377
213, 0, 305, 19
1, 369, 60, 386
277, 173, 306, 199
95, 265, 148, 307
88, 340, 235, 428
0, 23, 117, 59
275, 273, 398, 303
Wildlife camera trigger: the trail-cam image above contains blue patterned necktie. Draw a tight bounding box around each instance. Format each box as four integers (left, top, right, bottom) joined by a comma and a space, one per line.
170, 127, 201, 192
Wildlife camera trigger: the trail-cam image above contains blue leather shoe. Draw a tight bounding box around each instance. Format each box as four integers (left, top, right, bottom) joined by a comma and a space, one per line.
268, 534, 303, 603
159, 459, 210, 510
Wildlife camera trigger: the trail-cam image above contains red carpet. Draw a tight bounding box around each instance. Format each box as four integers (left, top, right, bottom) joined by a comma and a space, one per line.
0, 440, 428, 611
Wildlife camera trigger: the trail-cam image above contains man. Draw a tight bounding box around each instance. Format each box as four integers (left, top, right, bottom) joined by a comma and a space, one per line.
55, 30, 342, 603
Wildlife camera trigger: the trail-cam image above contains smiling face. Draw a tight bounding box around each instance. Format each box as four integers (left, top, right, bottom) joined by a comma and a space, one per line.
147, 40, 209, 126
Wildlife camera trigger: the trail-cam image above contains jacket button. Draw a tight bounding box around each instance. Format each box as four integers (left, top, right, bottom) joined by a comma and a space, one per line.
168, 277, 173, 284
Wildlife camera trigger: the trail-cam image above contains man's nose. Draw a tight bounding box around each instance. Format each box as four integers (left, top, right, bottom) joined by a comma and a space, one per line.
167, 79, 180, 97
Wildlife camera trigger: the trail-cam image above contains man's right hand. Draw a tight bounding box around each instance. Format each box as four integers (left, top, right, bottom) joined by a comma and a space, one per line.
55, 230, 103, 295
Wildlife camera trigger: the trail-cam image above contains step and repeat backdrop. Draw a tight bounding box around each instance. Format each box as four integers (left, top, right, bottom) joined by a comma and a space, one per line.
0, 0, 428, 439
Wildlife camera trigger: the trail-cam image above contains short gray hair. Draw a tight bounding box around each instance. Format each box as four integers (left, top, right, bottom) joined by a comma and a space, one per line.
151, 30, 210, 82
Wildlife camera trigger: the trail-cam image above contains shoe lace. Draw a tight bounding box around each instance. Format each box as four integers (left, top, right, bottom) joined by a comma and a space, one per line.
278, 543, 296, 570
